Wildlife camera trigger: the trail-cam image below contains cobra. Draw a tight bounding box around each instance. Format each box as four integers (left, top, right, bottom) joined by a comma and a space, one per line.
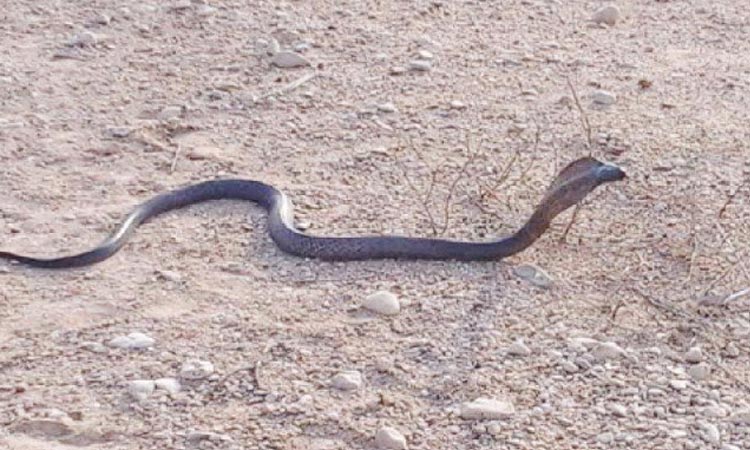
0, 157, 625, 269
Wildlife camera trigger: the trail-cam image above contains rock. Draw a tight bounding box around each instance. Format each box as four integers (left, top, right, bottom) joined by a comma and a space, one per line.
507, 339, 531, 356
80, 341, 107, 353
607, 402, 628, 417
68, 31, 98, 47
730, 408, 750, 424
416, 49, 434, 60
332, 370, 363, 391
721, 445, 741, 450
669, 379, 688, 391
592, 5, 621, 26
513, 264, 552, 288
11, 419, 74, 438
568, 337, 600, 351
271, 51, 310, 68
698, 421, 720, 445
592, 90, 617, 105
688, 363, 711, 381
180, 359, 215, 380
449, 100, 466, 110
186, 431, 232, 445
128, 379, 155, 401
389, 66, 407, 76
591, 341, 625, 360
158, 106, 182, 120
560, 360, 579, 373
154, 378, 181, 395
377, 103, 397, 113
108, 332, 155, 350
460, 398, 515, 420
408, 59, 432, 72
363, 291, 400, 316
105, 126, 132, 138
685, 346, 703, 363
375, 427, 407, 450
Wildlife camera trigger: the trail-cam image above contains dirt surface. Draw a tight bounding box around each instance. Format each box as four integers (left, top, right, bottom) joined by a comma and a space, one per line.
2, 1, 750, 449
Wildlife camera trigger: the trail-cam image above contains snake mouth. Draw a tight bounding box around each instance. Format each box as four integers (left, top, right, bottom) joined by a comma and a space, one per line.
596, 164, 627, 182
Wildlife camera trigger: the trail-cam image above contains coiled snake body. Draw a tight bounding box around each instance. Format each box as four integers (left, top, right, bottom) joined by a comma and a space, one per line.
0, 157, 625, 269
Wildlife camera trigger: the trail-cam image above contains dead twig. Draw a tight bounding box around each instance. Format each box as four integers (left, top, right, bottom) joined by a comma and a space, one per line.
566, 78, 592, 149
718, 177, 749, 218
559, 203, 583, 243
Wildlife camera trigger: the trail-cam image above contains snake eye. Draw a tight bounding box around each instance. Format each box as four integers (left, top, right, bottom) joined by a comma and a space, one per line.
596, 164, 626, 182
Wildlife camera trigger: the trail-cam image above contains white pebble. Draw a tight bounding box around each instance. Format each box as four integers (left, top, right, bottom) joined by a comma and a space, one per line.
607, 402, 628, 417
68, 31, 98, 47
108, 332, 155, 350
685, 346, 703, 363
408, 59, 432, 72
363, 291, 400, 316
669, 379, 688, 391
180, 359, 215, 380
377, 103, 397, 113
449, 100, 466, 110
507, 339, 531, 356
331, 370, 363, 391
460, 398, 515, 420
731, 408, 750, 424
513, 264, 552, 288
128, 380, 155, 402
80, 341, 107, 353
592, 90, 617, 105
271, 51, 311, 68
698, 421, 720, 445
592, 5, 621, 26
591, 341, 625, 360
416, 49, 434, 60
688, 363, 711, 381
154, 378, 181, 395
375, 427, 407, 450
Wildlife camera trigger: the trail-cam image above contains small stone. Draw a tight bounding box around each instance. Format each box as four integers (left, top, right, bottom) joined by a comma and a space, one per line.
108, 332, 155, 350
560, 360, 579, 373
154, 378, 181, 395
94, 14, 111, 25
725, 342, 740, 358
158, 106, 182, 121
460, 398, 515, 420
507, 339, 531, 356
377, 103, 397, 113
591, 341, 625, 360
730, 408, 750, 424
271, 51, 311, 68
416, 49, 434, 60
513, 264, 552, 288
721, 445, 741, 450
688, 363, 711, 381
180, 359, 215, 380
79, 341, 107, 353
128, 380, 155, 402
408, 59, 432, 72
449, 100, 466, 110
375, 427, 407, 450
332, 370, 363, 391
592, 5, 621, 26
669, 379, 689, 390
698, 421, 720, 445
389, 66, 407, 76
597, 432, 614, 444
196, 4, 216, 16
105, 127, 132, 138
592, 90, 617, 105
186, 431, 232, 445
607, 403, 628, 417
685, 346, 703, 363
363, 291, 400, 316
68, 31, 98, 47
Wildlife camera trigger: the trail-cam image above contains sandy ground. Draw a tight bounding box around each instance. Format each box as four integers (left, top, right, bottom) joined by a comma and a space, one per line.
2, 0, 750, 449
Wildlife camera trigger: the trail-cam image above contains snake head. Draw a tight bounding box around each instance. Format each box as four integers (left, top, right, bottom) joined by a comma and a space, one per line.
594, 162, 626, 183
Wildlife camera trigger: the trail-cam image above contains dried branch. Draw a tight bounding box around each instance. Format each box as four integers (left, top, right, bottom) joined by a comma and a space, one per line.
566, 78, 592, 148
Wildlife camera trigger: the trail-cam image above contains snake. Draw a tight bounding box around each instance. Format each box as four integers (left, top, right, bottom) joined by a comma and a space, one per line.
0, 157, 625, 269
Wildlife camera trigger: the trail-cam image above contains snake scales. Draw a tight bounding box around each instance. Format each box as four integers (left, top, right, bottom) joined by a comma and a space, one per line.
0, 157, 625, 269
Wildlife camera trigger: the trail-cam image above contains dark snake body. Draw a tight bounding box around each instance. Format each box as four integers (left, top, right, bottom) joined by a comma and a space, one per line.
0, 157, 625, 269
